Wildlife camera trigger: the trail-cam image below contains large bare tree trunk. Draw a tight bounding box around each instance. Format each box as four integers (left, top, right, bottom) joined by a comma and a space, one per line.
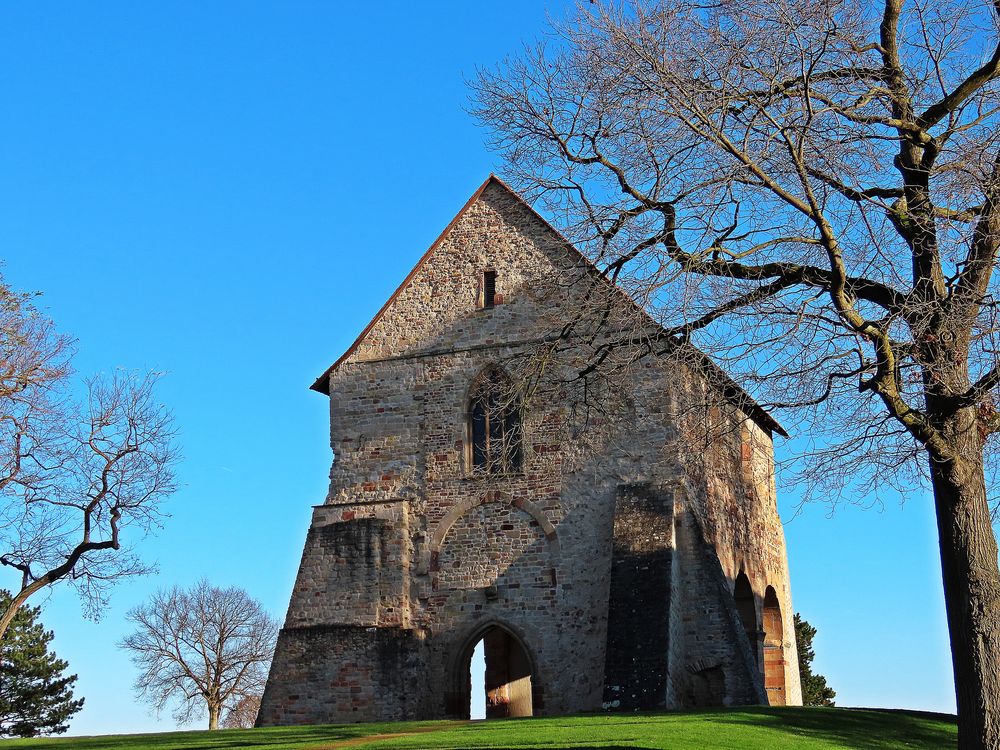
207, 702, 221, 731
929, 409, 1000, 750
470, 0, 1000, 741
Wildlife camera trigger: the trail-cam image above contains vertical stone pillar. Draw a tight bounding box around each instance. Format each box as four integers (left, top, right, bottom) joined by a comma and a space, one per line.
602, 483, 674, 710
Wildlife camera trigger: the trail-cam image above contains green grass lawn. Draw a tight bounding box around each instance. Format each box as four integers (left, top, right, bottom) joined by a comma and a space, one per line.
0, 708, 957, 750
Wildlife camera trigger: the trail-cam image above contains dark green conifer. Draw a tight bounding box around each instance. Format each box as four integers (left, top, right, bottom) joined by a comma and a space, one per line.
794, 613, 836, 707
0, 591, 84, 737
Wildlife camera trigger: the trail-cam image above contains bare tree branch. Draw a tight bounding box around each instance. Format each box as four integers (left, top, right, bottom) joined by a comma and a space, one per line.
472, 1, 1000, 745
0, 276, 178, 640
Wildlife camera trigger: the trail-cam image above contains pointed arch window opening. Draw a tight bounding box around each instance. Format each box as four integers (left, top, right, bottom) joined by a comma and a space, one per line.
470, 369, 523, 475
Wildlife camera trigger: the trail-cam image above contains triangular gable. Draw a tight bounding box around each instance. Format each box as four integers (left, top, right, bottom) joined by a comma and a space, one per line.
310, 175, 786, 438
310, 174, 552, 392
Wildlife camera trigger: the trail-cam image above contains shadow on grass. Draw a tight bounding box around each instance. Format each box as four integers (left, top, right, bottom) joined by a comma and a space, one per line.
0, 725, 369, 750
719, 707, 957, 749
344, 708, 957, 750
0, 708, 958, 750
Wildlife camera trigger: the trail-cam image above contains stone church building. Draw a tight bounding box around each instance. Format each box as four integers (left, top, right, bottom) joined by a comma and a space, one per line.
258, 176, 801, 725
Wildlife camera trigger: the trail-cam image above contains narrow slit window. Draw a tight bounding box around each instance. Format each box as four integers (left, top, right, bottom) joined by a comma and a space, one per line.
483, 270, 497, 309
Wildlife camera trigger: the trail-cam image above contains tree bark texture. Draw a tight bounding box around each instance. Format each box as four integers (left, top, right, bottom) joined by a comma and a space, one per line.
207, 703, 220, 731
928, 409, 1000, 750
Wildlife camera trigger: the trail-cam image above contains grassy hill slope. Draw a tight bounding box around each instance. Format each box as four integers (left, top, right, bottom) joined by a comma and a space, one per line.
0, 707, 957, 750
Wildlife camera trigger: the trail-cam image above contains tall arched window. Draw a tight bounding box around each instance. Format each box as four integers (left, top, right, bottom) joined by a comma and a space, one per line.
469, 368, 522, 474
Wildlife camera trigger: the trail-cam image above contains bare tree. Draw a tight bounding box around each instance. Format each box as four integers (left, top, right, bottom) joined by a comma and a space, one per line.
473, 0, 1000, 746
121, 580, 279, 730
0, 277, 177, 639
222, 694, 261, 729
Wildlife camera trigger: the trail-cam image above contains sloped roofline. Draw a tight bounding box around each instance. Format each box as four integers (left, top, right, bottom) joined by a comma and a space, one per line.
310, 175, 787, 438
310, 175, 502, 394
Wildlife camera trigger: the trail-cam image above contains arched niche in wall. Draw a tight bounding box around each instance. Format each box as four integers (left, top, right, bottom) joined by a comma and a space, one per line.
427, 491, 558, 592
762, 585, 786, 706
733, 571, 758, 663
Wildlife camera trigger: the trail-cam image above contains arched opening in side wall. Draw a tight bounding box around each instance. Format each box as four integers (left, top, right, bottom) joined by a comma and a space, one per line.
762, 585, 786, 706
460, 624, 534, 719
469, 639, 487, 719
733, 571, 758, 662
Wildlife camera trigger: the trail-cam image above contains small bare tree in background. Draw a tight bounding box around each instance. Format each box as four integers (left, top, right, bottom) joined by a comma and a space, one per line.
222, 694, 262, 729
473, 0, 1000, 746
0, 277, 177, 639
121, 580, 278, 730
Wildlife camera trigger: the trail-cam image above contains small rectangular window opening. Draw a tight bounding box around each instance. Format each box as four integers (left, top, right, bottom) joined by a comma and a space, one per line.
483, 270, 497, 309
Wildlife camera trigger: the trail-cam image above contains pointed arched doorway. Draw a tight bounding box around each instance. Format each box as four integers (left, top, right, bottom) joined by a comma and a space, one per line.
461, 624, 534, 719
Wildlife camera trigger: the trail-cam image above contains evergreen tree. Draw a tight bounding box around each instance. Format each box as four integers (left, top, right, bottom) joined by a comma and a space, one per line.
794, 613, 836, 707
0, 591, 84, 736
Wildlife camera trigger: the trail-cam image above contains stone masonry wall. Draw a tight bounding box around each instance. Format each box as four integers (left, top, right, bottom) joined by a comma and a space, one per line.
669, 370, 802, 706
602, 483, 673, 711
257, 625, 430, 725
283, 500, 411, 629
666, 490, 767, 708
259, 179, 800, 725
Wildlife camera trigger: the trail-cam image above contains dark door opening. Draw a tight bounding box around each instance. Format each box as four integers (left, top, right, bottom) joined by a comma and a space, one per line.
467, 626, 533, 719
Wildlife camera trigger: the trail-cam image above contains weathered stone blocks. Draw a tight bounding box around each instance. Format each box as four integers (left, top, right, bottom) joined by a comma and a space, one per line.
258, 177, 801, 726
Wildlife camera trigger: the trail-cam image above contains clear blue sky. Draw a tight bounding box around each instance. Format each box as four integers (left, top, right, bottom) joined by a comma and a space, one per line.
0, 1, 954, 736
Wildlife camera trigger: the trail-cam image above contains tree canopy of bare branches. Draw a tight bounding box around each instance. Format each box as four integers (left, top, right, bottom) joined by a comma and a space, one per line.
0, 277, 177, 640
472, 0, 1000, 747
222, 694, 262, 729
121, 580, 279, 730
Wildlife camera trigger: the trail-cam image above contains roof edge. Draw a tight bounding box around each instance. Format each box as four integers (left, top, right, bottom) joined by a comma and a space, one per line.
308, 174, 786, 439
310, 174, 505, 394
